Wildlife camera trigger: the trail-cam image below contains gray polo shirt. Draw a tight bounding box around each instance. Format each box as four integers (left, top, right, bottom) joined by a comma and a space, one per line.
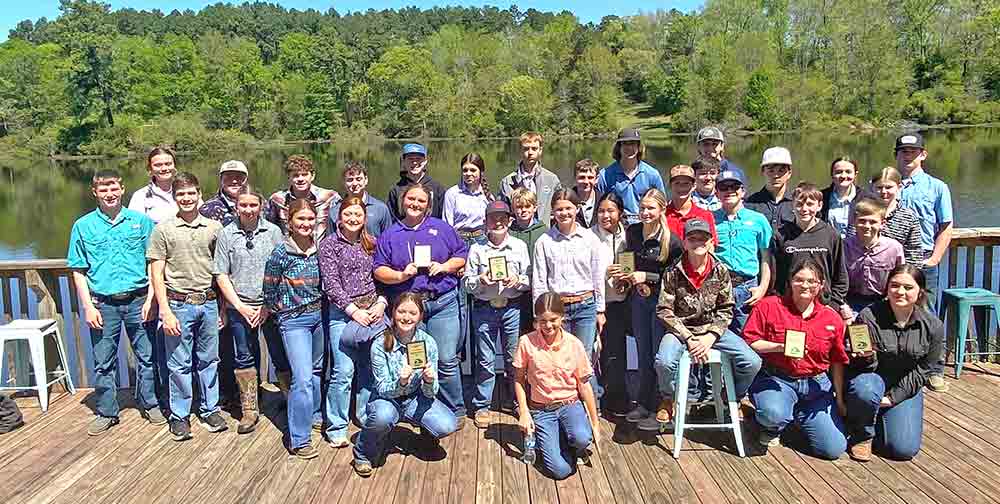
147, 214, 222, 294
213, 219, 284, 306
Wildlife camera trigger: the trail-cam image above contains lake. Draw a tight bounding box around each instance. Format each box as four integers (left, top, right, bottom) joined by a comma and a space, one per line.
2, 127, 999, 261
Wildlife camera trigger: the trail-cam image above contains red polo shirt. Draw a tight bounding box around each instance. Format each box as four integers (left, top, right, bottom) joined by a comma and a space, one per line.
666, 204, 718, 246
742, 295, 849, 378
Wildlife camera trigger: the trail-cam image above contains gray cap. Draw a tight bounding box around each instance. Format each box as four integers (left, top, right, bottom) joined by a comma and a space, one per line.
219, 160, 248, 175
615, 128, 641, 143
696, 126, 725, 144
684, 218, 712, 238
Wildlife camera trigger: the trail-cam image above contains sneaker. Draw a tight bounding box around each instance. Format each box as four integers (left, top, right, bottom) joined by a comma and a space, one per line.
353, 459, 374, 477
757, 430, 780, 447
293, 443, 319, 460
87, 416, 120, 436
202, 412, 229, 433
473, 410, 491, 429
454, 416, 467, 432
144, 407, 168, 426
326, 437, 350, 449
625, 405, 651, 423
170, 419, 193, 442
312, 420, 324, 431
927, 374, 949, 392
637, 415, 672, 432
578, 448, 592, 466
849, 439, 872, 462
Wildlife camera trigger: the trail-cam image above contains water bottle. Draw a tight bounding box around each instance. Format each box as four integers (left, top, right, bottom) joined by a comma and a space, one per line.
521, 432, 536, 464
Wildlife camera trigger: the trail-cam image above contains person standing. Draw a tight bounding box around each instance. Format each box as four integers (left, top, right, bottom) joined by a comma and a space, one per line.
374, 184, 469, 425
893, 132, 953, 392
596, 128, 665, 225
509, 187, 548, 336
711, 167, 772, 334
128, 146, 180, 224
819, 157, 869, 238
263, 199, 327, 459
68, 170, 164, 435
267, 154, 340, 240
387, 143, 446, 221
147, 172, 228, 441
499, 132, 562, 225
691, 157, 723, 212
200, 160, 251, 227
327, 161, 393, 237
746, 147, 796, 232
842, 198, 904, 321
213, 187, 286, 434
572, 159, 601, 228
869, 167, 924, 267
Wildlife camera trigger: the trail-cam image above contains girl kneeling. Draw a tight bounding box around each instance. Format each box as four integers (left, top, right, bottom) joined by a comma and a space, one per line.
352, 292, 458, 476
514, 293, 600, 480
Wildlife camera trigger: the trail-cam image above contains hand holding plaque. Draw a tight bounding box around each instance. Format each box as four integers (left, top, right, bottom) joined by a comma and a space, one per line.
784, 330, 806, 359
617, 252, 635, 275
407, 340, 428, 369
489, 255, 509, 282
413, 245, 432, 268
848, 325, 873, 354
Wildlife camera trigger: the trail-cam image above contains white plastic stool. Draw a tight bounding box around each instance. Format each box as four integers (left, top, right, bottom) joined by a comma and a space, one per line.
672, 348, 744, 458
0, 319, 77, 412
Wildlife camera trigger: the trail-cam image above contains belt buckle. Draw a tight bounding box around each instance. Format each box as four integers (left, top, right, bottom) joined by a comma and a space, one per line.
490, 298, 508, 309
186, 293, 207, 305
110, 292, 131, 301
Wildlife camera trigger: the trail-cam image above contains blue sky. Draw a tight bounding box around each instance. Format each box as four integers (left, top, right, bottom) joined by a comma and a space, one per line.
2, 1, 700, 41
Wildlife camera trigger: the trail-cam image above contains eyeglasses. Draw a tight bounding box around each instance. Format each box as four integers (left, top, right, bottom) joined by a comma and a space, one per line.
792, 279, 821, 287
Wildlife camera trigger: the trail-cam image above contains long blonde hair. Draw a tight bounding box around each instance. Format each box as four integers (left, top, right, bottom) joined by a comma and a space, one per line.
640, 188, 673, 263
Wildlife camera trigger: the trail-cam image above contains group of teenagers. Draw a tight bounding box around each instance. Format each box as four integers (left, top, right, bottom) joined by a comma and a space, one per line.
65, 125, 953, 480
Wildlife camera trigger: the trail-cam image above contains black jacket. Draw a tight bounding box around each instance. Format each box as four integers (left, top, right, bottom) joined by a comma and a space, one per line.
771, 219, 848, 307
625, 223, 683, 288
386, 173, 446, 222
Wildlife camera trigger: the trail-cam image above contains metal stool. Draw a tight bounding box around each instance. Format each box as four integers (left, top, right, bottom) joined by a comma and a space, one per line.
941, 288, 1000, 378
0, 319, 76, 412
673, 348, 745, 458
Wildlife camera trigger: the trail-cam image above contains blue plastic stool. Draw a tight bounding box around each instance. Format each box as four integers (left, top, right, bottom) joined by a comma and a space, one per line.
941, 288, 1000, 378
672, 349, 745, 459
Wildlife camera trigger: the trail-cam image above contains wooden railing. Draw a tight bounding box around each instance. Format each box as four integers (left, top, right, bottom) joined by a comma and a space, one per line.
2, 227, 999, 388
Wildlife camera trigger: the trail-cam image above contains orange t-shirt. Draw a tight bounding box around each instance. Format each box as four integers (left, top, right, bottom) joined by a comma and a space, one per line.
512, 330, 593, 404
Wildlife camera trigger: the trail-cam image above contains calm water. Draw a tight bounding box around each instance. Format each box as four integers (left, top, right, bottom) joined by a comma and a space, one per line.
2, 128, 999, 260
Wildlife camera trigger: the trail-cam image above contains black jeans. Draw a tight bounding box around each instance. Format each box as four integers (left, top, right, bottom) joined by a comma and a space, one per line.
599, 300, 631, 414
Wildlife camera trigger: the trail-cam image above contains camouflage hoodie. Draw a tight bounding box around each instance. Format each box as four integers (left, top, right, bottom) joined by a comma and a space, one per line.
655, 253, 735, 341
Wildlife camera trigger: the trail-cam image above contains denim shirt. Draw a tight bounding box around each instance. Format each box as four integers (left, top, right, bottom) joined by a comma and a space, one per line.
371, 329, 439, 399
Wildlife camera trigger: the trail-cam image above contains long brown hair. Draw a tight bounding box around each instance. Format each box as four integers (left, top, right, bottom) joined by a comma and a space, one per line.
459, 153, 495, 202
384, 292, 426, 352
338, 195, 376, 255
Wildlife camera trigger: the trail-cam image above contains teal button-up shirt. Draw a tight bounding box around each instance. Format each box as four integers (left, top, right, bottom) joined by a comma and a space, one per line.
712, 206, 772, 278
371, 329, 440, 400
66, 208, 154, 296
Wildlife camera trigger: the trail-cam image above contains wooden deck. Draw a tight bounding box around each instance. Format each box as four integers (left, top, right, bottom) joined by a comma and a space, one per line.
6, 364, 1000, 504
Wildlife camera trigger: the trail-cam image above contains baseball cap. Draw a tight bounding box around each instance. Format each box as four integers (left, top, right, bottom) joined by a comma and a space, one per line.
485, 200, 512, 217
696, 126, 725, 144
717, 167, 747, 187
401, 143, 427, 157
669, 164, 695, 181
894, 133, 925, 151
684, 218, 712, 238
219, 160, 248, 175
615, 128, 641, 143
761, 147, 792, 167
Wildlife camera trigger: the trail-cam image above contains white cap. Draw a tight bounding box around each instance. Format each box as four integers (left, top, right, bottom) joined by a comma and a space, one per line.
760, 147, 792, 167
219, 160, 249, 175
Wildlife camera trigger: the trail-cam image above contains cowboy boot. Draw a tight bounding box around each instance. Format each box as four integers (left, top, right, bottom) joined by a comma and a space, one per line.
276, 370, 292, 397
234, 368, 260, 434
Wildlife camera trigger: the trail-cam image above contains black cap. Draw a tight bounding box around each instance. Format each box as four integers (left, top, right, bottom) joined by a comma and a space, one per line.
894, 133, 925, 151
684, 218, 712, 238
615, 128, 641, 143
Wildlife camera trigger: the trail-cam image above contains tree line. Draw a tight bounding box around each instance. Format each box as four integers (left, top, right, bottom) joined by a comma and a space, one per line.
1, 0, 999, 157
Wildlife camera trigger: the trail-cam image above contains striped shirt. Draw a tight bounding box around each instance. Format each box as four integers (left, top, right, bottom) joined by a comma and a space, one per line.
532, 225, 608, 312
881, 204, 924, 266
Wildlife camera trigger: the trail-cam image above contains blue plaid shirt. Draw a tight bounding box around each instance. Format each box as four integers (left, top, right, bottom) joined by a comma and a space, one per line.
371, 329, 439, 399
262, 239, 322, 320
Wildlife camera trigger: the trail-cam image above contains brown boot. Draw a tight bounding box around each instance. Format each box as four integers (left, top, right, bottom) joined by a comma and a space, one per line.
235, 368, 260, 434
655, 398, 674, 423
276, 371, 292, 396
849, 439, 872, 462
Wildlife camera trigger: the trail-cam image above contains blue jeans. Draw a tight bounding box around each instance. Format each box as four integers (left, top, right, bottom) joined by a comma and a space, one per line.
630, 293, 662, 410
325, 307, 374, 440
730, 277, 758, 335
92, 294, 157, 417
152, 322, 169, 412
164, 300, 220, 421
750, 371, 847, 460
224, 309, 285, 373
470, 301, 521, 412
845, 372, 924, 460
421, 290, 466, 416
353, 394, 458, 464
654, 330, 761, 399
279, 309, 326, 449
532, 401, 593, 480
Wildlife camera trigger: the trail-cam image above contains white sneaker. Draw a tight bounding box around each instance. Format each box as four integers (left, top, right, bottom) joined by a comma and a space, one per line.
927, 374, 949, 392
326, 437, 350, 448
625, 405, 650, 423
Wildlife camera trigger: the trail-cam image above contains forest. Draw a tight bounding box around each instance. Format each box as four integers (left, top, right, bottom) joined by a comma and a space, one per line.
1, 0, 999, 157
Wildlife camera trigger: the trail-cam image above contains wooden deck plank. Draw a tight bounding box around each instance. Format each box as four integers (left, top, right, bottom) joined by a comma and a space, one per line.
915, 428, 998, 503
748, 449, 822, 504
310, 429, 374, 504
830, 455, 928, 504
575, 419, 617, 504
671, 434, 730, 504
497, 408, 531, 504
640, 432, 699, 504
362, 426, 408, 504
475, 409, 502, 504
594, 420, 645, 504
866, 454, 966, 504
151, 419, 246, 504
684, 429, 759, 504
616, 427, 672, 502
190, 418, 289, 504
766, 444, 848, 504
394, 425, 431, 504
419, 423, 458, 503
0, 391, 84, 464
794, 451, 879, 504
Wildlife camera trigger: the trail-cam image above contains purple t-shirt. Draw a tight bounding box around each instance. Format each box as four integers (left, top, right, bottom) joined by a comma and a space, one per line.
373, 216, 469, 299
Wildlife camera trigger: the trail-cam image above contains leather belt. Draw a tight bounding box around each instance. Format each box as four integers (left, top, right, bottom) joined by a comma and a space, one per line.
559, 291, 594, 306
94, 287, 148, 303
352, 292, 378, 310
413, 290, 442, 301
529, 399, 577, 412
474, 297, 510, 309
167, 289, 217, 305
458, 229, 484, 239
